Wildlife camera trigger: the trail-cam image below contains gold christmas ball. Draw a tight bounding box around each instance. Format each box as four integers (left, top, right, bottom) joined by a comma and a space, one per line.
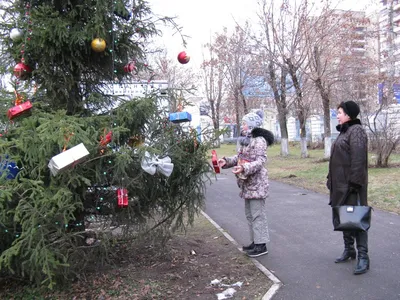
91, 38, 106, 52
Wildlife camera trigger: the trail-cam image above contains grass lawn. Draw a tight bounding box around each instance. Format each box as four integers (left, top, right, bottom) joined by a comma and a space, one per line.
215, 143, 400, 214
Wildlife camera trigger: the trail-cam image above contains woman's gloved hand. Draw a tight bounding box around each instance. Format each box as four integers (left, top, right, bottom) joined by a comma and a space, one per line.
349, 182, 361, 194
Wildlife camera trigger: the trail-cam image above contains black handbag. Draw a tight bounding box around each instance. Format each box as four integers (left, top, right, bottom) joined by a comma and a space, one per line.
332, 192, 372, 232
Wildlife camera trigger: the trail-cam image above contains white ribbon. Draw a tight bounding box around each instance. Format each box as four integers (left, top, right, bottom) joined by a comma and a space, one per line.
141, 151, 174, 177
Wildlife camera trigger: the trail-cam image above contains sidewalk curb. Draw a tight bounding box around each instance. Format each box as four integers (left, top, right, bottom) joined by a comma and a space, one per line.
201, 211, 283, 300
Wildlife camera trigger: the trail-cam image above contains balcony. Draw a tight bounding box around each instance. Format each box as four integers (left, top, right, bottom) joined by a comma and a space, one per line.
352, 46, 366, 52
393, 13, 400, 23
380, 14, 388, 22
352, 39, 366, 44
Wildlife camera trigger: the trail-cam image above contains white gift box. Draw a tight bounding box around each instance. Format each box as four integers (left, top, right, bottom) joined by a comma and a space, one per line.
48, 143, 90, 176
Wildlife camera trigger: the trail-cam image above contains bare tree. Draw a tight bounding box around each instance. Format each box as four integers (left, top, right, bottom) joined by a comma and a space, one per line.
304, 6, 344, 157
304, 6, 376, 158
365, 104, 400, 167
256, 1, 291, 156
211, 25, 254, 134
201, 40, 226, 134
152, 51, 199, 111
256, 0, 317, 157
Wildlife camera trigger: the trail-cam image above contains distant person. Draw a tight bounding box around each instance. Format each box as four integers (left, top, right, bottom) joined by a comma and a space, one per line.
327, 100, 369, 275
218, 111, 274, 257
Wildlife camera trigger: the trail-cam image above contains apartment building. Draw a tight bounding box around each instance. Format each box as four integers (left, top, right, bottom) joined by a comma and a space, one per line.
379, 0, 400, 75
377, 0, 400, 104
329, 9, 370, 103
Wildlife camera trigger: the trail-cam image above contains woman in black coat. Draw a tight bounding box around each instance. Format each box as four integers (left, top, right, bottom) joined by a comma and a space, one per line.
327, 100, 369, 275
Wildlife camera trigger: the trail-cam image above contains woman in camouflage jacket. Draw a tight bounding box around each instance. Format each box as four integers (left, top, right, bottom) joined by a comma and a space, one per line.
218, 111, 274, 258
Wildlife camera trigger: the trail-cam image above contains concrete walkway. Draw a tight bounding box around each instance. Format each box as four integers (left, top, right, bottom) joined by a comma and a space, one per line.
204, 171, 400, 300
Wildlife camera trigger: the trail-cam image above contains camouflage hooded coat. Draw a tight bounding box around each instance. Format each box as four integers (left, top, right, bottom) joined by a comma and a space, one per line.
223, 128, 274, 200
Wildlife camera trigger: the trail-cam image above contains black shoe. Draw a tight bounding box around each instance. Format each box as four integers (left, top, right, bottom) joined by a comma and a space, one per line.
354, 257, 370, 275
242, 242, 255, 252
246, 244, 268, 258
335, 249, 356, 263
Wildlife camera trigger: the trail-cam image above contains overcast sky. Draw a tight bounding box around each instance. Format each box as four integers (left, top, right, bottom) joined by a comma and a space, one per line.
148, 0, 380, 68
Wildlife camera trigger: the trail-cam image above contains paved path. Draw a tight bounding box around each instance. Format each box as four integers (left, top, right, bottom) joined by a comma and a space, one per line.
204, 171, 400, 300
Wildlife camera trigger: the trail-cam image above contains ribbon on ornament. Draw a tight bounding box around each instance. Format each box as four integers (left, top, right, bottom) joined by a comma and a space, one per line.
141, 151, 174, 177
14, 90, 24, 105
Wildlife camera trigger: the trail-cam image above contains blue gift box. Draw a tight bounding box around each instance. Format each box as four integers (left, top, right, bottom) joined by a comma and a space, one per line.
0, 159, 19, 180
169, 111, 192, 123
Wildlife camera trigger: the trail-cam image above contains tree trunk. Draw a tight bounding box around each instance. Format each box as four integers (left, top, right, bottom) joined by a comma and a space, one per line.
377, 140, 396, 168
66, 81, 81, 115
298, 111, 308, 158
267, 63, 289, 156
315, 78, 332, 158
277, 103, 289, 156
240, 87, 248, 115
324, 137, 332, 158
234, 89, 240, 137
287, 60, 308, 158
210, 99, 217, 130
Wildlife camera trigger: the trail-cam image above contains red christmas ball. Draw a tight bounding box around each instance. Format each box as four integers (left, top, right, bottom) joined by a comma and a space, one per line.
177, 51, 190, 64
124, 61, 136, 73
13, 62, 32, 80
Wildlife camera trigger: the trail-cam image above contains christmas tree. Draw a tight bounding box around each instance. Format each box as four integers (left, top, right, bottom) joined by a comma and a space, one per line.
0, 0, 212, 287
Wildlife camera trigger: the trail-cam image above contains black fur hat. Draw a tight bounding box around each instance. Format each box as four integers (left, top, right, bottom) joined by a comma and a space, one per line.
338, 101, 360, 120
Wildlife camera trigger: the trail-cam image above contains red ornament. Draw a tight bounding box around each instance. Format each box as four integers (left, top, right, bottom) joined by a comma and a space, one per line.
177, 51, 190, 64
117, 188, 128, 208
124, 61, 136, 73
100, 130, 112, 146
13, 62, 32, 80
7, 101, 32, 120
211, 150, 220, 174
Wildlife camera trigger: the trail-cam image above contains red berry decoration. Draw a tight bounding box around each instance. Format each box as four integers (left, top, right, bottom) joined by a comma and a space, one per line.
124, 61, 136, 73
177, 51, 190, 64
13, 62, 32, 80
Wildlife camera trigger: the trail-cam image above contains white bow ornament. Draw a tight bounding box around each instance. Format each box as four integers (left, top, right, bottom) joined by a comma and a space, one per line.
141, 151, 174, 177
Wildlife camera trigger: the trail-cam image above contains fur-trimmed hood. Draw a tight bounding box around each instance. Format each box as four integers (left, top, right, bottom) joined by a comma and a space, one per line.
251, 128, 274, 146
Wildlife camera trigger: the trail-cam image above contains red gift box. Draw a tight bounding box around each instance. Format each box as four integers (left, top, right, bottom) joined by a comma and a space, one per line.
211, 150, 220, 174
117, 188, 128, 208
100, 130, 112, 146
7, 101, 32, 120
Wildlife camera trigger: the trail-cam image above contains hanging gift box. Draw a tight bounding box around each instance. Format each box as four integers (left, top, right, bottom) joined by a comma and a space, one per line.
48, 143, 90, 176
117, 188, 128, 207
169, 111, 192, 123
0, 158, 19, 180
211, 150, 220, 174
7, 101, 32, 120
99, 130, 112, 146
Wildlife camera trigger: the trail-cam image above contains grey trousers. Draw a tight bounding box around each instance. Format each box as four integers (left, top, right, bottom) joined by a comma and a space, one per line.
245, 198, 270, 244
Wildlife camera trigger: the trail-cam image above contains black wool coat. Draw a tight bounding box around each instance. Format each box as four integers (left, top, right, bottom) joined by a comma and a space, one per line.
327, 119, 368, 207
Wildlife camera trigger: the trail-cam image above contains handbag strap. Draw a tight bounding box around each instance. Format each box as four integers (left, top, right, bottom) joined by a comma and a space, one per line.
343, 190, 361, 206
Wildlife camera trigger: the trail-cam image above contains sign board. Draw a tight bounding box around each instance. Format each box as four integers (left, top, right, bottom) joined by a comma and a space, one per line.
377, 82, 400, 104
102, 80, 169, 97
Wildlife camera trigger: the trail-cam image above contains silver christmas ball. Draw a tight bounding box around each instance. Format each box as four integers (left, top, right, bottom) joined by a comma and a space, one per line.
10, 28, 23, 41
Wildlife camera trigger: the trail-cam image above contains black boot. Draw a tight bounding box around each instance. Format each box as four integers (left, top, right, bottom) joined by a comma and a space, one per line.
354, 231, 369, 275
242, 242, 255, 252
246, 243, 268, 258
335, 231, 356, 263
